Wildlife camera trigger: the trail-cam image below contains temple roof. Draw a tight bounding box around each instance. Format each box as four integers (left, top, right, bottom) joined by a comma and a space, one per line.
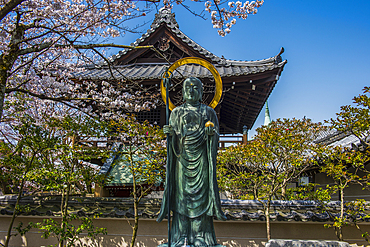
109, 8, 222, 64
78, 60, 284, 81
314, 129, 365, 149
78, 8, 287, 134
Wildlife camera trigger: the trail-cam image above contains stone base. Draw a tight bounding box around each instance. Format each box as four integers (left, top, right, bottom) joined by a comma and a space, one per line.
266, 239, 350, 247
158, 243, 225, 247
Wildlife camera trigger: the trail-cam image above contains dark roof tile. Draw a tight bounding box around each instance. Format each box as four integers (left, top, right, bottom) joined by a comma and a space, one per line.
1, 196, 365, 222
77, 60, 286, 81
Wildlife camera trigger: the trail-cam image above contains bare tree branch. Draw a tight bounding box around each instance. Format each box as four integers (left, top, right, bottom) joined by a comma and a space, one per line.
0, 0, 26, 22
18, 42, 154, 56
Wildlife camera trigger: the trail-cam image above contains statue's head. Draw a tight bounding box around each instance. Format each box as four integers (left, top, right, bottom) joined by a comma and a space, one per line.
182, 77, 203, 104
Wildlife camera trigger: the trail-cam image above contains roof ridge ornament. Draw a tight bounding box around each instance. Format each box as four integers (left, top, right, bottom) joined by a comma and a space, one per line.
152, 7, 178, 29
158, 6, 172, 15
274, 47, 284, 64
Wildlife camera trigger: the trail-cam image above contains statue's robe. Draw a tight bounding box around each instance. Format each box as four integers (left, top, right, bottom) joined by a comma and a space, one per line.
157, 103, 226, 246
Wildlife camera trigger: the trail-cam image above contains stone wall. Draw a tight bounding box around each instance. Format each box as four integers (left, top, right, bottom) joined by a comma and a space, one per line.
1, 216, 369, 247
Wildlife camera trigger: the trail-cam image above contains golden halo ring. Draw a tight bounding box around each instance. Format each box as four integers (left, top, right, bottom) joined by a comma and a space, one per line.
161, 57, 223, 111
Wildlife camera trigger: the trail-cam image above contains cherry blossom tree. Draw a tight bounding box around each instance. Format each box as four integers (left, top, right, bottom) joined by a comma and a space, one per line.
0, 0, 264, 125
162, 0, 263, 36
0, 0, 159, 123
204, 0, 263, 36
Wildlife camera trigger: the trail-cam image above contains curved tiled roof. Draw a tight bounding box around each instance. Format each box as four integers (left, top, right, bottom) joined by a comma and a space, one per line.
108, 8, 286, 67
77, 60, 286, 81
110, 8, 222, 64
76, 8, 287, 134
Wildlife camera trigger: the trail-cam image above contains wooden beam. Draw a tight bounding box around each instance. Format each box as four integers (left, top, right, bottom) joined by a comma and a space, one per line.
221, 72, 278, 84
221, 103, 260, 115
225, 90, 264, 106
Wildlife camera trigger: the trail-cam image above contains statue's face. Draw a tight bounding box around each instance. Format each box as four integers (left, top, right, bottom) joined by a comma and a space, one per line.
183, 78, 202, 104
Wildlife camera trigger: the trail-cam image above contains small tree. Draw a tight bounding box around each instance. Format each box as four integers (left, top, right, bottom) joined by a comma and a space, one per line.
327, 86, 370, 186
108, 115, 166, 247
320, 146, 366, 241
1, 96, 111, 247
1, 115, 58, 247
218, 118, 326, 240
320, 86, 370, 241
32, 111, 111, 247
217, 144, 264, 200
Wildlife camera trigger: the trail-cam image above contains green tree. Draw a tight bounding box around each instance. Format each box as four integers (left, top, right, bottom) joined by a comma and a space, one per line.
1, 97, 110, 247
320, 86, 370, 241
35, 114, 109, 247
218, 118, 326, 240
217, 144, 264, 200
320, 146, 363, 241
1, 115, 58, 247
108, 115, 166, 247
328, 86, 370, 147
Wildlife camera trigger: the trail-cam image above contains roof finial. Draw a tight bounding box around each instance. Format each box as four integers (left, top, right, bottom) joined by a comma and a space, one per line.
158, 6, 172, 15
264, 101, 271, 126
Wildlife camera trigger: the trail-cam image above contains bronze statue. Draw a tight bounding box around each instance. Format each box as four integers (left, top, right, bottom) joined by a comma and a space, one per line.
157, 77, 226, 247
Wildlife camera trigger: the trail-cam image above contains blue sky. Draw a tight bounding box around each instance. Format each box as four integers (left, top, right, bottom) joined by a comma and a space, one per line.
114, 1, 370, 137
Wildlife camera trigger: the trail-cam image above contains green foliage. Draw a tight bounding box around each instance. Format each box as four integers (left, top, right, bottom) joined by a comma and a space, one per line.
321, 86, 370, 241
328, 86, 370, 142
217, 118, 326, 240
218, 118, 326, 201
346, 200, 370, 243
217, 145, 255, 199
13, 222, 34, 237
34, 215, 107, 247
106, 114, 166, 247
0, 97, 113, 246
285, 183, 335, 202
325, 87, 370, 188
1, 95, 167, 246
107, 114, 166, 195
0, 114, 59, 194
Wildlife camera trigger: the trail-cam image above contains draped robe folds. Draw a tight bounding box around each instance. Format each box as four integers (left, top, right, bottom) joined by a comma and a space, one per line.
157, 103, 226, 246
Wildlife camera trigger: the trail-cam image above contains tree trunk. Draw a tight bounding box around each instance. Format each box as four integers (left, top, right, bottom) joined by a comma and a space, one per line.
336, 187, 344, 241
253, 184, 258, 200
0, 82, 7, 120
59, 187, 66, 247
130, 198, 139, 247
4, 152, 34, 247
86, 181, 92, 194
129, 150, 139, 247
59, 182, 71, 247
59, 138, 76, 247
265, 200, 271, 241
4, 176, 25, 247
281, 185, 286, 200
0, 22, 25, 121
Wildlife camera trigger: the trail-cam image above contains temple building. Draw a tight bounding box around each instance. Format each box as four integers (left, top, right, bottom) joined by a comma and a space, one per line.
77, 8, 287, 135
3, 9, 370, 247
81, 8, 287, 197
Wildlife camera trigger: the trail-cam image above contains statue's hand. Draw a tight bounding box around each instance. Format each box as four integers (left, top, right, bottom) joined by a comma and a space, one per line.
205, 126, 215, 136
163, 125, 174, 136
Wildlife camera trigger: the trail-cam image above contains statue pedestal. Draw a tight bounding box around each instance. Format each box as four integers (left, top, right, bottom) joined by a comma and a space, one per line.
158, 244, 225, 247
